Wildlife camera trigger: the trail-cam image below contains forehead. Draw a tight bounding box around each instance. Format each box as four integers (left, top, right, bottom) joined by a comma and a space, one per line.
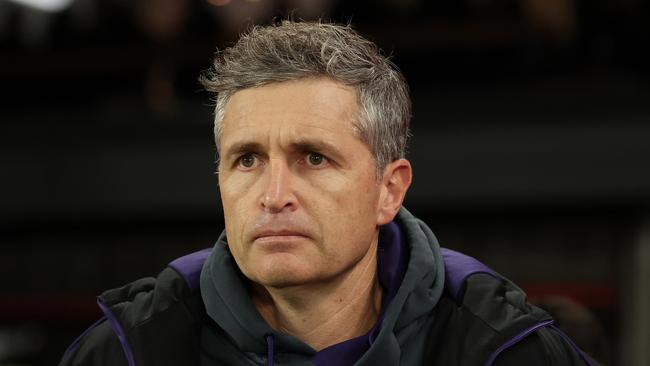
219, 78, 361, 148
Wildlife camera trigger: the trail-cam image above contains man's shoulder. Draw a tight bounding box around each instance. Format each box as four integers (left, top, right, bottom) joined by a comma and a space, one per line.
59, 259, 206, 366
98, 262, 201, 322
440, 248, 552, 333
59, 317, 129, 366
494, 325, 596, 365
430, 248, 595, 365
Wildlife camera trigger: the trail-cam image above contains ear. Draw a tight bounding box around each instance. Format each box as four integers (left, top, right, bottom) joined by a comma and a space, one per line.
376, 159, 412, 226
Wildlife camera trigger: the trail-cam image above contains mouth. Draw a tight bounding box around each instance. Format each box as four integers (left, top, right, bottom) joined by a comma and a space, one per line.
255, 230, 307, 239
252, 230, 310, 245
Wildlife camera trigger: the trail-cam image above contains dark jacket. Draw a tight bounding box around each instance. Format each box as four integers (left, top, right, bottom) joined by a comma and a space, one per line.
60, 208, 595, 365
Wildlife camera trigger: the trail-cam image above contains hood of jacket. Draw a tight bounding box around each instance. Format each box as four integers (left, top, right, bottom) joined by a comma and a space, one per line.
199, 207, 446, 365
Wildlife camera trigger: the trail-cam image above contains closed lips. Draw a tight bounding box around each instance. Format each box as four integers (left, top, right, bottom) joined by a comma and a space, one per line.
254, 230, 307, 240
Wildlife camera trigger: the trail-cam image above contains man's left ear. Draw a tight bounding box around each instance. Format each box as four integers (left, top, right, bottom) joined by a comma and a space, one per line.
377, 159, 412, 225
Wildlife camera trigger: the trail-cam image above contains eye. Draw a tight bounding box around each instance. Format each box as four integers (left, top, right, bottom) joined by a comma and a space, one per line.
237, 153, 258, 169
306, 152, 327, 167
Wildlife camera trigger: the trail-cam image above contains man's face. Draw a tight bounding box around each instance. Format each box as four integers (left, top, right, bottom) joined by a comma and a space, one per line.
218, 78, 386, 288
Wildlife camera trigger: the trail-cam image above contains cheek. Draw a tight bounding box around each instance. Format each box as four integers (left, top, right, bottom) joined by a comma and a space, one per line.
309, 166, 378, 202
219, 175, 255, 249
219, 172, 259, 214
219, 172, 245, 201
310, 174, 381, 237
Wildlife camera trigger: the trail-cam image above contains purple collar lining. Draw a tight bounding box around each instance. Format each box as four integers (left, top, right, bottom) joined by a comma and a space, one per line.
311, 222, 408, 366
96, 297, 136, 366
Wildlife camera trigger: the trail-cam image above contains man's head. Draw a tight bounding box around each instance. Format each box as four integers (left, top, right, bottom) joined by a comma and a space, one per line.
201, 20, 411, 177
201, 21, 412, 289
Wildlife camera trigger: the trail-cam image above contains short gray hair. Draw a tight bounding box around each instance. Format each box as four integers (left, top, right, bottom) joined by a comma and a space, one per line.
200, 20, 411, 176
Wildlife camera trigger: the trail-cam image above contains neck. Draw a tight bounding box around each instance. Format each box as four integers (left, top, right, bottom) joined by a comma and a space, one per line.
251, 240, 383, 351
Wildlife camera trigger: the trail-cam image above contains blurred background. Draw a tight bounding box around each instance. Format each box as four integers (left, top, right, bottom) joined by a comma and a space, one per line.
1, 0, 649, 364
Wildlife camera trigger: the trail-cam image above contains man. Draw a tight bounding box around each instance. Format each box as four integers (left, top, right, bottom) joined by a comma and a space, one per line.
61, 21, 595, 365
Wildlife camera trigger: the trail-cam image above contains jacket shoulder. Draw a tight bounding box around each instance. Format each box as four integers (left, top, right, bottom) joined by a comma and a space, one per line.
494, 325, 597, 365
59, 317, 129, 366
430, 249, 594, 365
60, 262, 206, 366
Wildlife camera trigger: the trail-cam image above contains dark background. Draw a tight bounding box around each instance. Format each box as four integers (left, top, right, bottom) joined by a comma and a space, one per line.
1, 0, 649, 364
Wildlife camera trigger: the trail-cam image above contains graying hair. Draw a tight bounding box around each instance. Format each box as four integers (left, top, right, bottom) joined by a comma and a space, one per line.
200, 20, 411, 177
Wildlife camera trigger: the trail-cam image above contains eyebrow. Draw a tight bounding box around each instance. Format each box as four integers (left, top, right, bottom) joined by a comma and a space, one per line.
222, 141, 264, 161
221, 138, 344, 161
291, 139, 343, 160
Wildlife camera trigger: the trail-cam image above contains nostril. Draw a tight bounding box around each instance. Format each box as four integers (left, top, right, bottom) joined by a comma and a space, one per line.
259, 162, 296, 212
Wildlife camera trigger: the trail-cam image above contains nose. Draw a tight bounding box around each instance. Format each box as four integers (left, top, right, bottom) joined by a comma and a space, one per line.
260, 158, 296, 213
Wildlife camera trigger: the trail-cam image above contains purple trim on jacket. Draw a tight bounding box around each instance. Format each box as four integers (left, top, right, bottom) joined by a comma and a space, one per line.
168, 248, 212, 290
97, 297, 137, 366
440, 248, 497, 300
484, 319, 554, 366
311, 222, 408, 366
61, 316, 107, 361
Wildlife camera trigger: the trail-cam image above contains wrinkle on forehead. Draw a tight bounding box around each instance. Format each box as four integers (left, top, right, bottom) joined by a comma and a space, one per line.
220, 78, 361, 151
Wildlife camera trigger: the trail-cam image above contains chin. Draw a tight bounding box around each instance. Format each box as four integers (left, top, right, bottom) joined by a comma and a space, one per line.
251, 258, 318, 289
255, 272, 314, 289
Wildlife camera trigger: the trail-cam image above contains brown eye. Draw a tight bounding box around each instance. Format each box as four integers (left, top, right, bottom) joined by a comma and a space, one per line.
238, 153, 256, 168
307, 152, 325, 166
